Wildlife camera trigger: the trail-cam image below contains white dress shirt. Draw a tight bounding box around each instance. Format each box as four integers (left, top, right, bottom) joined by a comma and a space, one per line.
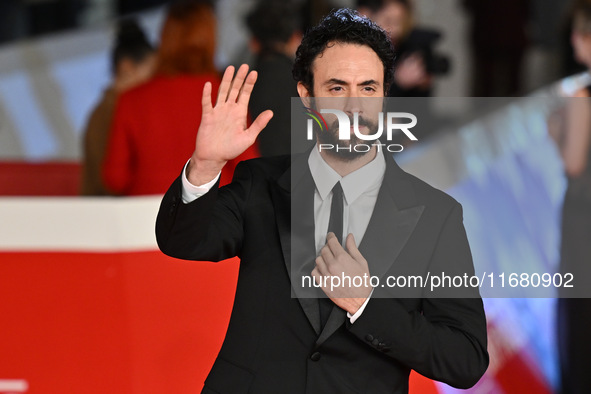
181, 159, 220, 203
181, 146, 386, 323
308, 144, 385, 254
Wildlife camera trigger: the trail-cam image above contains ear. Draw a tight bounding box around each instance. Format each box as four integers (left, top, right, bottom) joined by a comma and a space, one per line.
297, 81, 311, 98
297, 81, 312, 108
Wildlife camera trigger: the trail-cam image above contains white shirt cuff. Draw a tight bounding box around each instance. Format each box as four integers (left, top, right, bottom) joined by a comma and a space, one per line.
181, 159, 221, 204
347, 289, 374, 324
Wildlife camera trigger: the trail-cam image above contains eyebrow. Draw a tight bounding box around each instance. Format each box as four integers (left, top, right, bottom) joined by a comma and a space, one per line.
324, 78, 380, 86
359, 80, 379, 86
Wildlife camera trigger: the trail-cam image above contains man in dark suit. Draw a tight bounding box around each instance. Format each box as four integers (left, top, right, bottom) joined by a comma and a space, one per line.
156, 8, 488, 393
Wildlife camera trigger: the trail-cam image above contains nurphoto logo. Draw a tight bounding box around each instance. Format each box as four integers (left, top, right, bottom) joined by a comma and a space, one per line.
304, 107, 418, 153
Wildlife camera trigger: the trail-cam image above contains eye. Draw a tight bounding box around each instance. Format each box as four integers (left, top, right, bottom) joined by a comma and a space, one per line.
363, 86, 376, 93
330, 86, 343, 92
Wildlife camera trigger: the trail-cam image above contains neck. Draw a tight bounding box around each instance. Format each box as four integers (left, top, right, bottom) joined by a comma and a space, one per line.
319, 146, 377, 177
113, 75, 139, 93
113, 79, 128, 93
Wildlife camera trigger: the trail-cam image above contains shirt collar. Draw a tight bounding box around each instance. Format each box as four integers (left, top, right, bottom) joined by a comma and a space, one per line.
308, 144, 386, 204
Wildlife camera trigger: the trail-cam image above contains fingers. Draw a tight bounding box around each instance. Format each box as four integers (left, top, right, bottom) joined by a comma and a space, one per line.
314, 255, 328, 275
326, 232, 345, 255
320, 239, 334, 263
247, 110, 273, 137
311, 267, 323, 288
216, 65, 235, 105
345, 233, 364, 261
324, 233, 366, 266
216, 64, 259, 106
202, 81, 212, 115
237, 70, 258, 105
312, 255, 329, 289
227, 64, 250, 103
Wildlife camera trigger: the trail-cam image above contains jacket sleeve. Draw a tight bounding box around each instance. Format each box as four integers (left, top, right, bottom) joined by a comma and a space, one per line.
155, 161, 253, 262
221, 143, 260, 186
347, 203, 489, 389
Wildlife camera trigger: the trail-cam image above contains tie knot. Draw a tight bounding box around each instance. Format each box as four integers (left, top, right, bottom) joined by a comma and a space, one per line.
332, 181, 343, 199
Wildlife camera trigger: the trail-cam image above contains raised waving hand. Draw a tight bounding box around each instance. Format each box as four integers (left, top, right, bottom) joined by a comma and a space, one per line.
187, 64, 273, 185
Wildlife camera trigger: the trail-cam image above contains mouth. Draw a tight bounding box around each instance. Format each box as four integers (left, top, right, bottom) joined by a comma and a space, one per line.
350, 125, 368, 132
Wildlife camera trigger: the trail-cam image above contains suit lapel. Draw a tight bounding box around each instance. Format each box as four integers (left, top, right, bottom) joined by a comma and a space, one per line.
272, 153, 322, 335
358, 164, 425, 282
360, 154, 425, 282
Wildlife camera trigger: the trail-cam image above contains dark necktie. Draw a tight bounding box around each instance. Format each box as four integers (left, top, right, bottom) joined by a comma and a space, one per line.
319, 181, 344, 328
327, 181, 344, 244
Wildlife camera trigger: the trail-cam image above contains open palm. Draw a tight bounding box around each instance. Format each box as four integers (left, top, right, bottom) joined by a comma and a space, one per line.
193, 64, 273, 164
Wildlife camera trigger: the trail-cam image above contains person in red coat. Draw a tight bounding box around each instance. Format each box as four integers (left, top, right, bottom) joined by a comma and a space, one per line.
103, 0, 258, 196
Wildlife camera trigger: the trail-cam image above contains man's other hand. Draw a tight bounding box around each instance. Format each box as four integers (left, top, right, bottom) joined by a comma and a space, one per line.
312, 233, 373, 315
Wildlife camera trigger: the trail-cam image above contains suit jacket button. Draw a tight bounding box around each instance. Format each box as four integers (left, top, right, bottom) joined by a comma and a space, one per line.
365, 334, 374, 342
371, 339, 380, 346
310, 352, 321, 361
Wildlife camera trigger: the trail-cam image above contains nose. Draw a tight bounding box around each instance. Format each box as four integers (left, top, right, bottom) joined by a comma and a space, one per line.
343, 95, 362, 117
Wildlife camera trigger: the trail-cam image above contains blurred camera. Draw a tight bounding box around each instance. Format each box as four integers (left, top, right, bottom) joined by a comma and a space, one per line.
423, 51, 451, 75
404, 28, 451, 76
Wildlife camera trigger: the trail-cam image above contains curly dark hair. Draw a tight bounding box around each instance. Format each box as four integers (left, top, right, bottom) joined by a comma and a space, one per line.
292, 8, 396, 94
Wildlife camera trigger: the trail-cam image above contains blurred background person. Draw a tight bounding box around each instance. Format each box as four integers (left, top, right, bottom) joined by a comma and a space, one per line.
80, 18, 155, 196
552, 1, 591, 392
102, 0, 258, 196
245, 0, 302, 157
462, 0, 530, 97
357, 0, 450, 97
300, 0, 338, 32
357, 0, 451, 144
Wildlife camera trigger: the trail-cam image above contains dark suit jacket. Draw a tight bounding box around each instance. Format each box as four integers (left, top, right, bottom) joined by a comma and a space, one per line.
156, 152, 489, 393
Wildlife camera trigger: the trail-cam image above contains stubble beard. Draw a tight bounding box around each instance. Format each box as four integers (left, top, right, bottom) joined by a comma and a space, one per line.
317, 115, 379, 162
